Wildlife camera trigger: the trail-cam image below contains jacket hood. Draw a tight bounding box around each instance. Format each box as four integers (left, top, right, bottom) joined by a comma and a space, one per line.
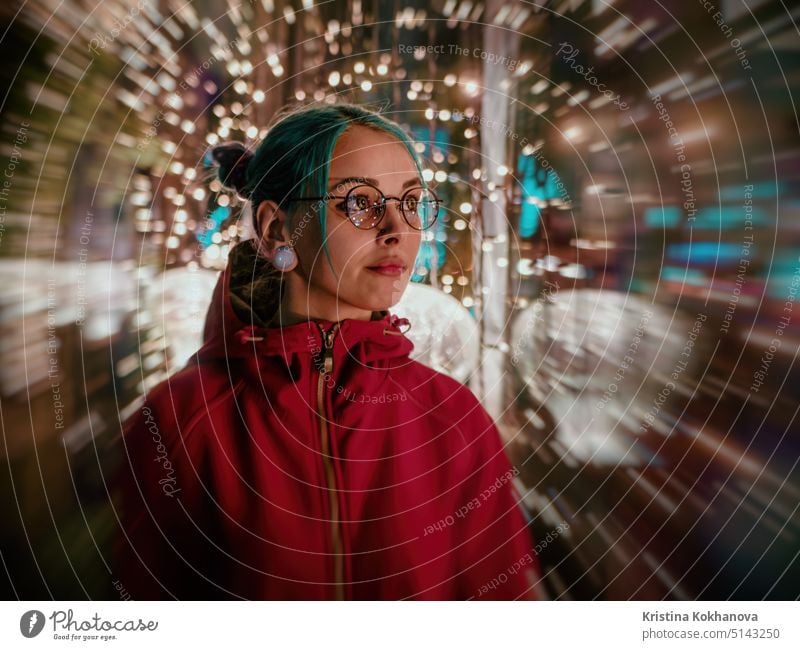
199, 239, 415, 366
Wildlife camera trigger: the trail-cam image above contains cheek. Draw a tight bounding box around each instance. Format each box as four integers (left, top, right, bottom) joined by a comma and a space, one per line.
326, 223, 373, 269
293, 233, 320, 276
303, 220, 370, 283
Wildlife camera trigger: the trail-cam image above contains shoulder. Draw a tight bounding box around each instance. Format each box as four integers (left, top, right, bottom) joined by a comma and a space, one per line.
394, 357, 487, 410
389, 358, 499, 445
122, 358, 245, 448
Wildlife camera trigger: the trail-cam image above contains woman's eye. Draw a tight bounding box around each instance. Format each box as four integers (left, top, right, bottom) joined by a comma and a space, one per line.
403, 196, 418, 212
352, 195, 370, 211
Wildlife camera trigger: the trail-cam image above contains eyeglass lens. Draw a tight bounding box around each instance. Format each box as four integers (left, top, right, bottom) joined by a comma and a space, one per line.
344, 184, 439, 230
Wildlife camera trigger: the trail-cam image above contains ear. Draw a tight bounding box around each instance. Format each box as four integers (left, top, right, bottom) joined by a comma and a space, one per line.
254, 200, 291, 257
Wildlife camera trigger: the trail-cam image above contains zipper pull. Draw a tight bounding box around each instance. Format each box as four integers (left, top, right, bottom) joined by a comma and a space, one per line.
317, 322, 339, 374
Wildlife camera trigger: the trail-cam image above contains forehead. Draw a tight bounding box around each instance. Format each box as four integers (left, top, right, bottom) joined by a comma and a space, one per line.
328, 126, 419, 186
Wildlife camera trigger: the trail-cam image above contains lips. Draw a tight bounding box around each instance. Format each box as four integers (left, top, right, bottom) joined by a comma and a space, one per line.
366, 257, 407, 277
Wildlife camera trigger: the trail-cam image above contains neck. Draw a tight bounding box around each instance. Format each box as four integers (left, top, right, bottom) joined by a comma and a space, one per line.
272, 271, 373, 326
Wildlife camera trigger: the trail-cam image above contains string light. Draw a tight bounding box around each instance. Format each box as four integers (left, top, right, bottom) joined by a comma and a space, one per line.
105, 3, 551, 298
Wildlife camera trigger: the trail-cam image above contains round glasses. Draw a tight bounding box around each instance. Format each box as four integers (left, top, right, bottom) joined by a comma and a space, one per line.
286, 182, 441, 231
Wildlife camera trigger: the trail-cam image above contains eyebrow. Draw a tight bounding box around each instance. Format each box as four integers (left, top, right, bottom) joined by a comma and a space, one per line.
328, 176, 421, 191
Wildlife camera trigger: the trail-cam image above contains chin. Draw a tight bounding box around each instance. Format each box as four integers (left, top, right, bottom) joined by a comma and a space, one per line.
348, 275, 410, 309
351, 293, 403, 312
381, 285, 409, 307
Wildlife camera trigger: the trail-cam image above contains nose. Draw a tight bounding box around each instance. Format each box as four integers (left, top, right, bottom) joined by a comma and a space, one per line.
376, 198, 407, 243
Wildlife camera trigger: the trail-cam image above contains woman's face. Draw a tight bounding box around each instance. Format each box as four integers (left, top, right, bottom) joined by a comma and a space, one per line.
286, 125, 423, 319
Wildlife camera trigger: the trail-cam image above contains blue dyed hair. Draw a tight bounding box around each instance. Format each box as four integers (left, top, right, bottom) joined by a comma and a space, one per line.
240, 103, 426, 275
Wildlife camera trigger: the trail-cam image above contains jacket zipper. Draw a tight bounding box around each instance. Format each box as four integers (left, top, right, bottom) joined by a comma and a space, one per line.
316, 321, 345, 600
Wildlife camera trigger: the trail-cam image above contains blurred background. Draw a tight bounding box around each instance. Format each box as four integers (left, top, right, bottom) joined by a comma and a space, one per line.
1, 0, 799, 600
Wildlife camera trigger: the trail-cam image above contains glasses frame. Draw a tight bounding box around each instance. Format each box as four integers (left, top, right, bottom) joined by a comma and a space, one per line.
286, 181, 441, 231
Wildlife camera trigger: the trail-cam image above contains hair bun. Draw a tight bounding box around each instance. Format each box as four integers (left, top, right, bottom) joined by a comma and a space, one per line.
210, 142, 253, 198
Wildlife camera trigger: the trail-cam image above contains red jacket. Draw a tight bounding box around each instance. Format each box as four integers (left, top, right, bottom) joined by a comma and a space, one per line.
112, 247, 543, 600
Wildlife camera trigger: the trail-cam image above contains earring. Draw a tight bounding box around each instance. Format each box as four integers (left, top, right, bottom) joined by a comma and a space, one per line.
271, 244, 297, 272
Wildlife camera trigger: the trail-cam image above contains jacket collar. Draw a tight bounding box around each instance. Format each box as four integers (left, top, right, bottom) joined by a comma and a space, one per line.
198, 241, 414, 365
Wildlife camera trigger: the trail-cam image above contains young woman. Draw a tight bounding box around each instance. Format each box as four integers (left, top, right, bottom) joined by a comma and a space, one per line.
112, 103, 543, 600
